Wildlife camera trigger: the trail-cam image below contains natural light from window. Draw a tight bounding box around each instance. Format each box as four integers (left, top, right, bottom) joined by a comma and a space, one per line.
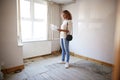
20, 0, 47, 42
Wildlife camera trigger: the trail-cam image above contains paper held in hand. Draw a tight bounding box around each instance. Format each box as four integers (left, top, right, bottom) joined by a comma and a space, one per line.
50, 24, 58, 31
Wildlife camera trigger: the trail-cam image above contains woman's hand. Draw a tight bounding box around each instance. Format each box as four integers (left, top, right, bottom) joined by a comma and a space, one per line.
57, 29, 69, 33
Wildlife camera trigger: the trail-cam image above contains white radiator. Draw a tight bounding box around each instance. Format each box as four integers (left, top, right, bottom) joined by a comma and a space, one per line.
23, 41, 51, 58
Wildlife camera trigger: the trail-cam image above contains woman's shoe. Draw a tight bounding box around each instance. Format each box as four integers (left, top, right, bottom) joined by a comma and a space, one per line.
58, 61, 65, 64
65, 62, 69, 68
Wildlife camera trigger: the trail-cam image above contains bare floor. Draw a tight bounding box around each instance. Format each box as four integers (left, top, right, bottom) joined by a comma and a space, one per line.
4, 54, 112, 80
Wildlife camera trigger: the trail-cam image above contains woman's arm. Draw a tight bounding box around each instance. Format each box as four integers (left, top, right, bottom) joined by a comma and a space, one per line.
57, 29, 69, 33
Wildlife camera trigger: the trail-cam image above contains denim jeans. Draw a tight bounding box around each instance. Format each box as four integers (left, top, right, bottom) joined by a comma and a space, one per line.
60, 38, 70, 62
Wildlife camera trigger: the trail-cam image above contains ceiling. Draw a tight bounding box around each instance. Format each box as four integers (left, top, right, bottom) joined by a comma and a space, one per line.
48, 0, 76, 4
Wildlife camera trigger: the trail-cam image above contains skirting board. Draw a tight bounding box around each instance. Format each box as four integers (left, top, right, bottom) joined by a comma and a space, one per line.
2, 65, 24, 74
51, 51, 113, 67
23, 51, 60, 60
70, 52, 114, 67
23, 53, 52, 60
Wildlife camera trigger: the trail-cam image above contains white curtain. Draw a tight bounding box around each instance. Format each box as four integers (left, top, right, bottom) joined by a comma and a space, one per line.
17, 0, 22, 46
47, 1, 61, 40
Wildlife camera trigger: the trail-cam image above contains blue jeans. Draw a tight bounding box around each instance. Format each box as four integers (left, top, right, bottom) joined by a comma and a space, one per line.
60, 38, 70, 62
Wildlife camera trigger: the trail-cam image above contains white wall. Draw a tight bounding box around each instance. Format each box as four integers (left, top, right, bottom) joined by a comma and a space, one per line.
62, 0, 116, 64
0, 0, 23, 68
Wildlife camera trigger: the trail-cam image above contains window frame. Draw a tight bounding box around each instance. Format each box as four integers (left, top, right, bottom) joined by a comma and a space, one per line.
20, 0, 48, 42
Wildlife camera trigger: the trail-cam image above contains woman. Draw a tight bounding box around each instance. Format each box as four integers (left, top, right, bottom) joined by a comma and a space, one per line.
58, 10, 73, 68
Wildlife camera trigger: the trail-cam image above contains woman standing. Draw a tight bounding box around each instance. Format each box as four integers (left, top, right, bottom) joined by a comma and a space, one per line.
58, 10, 73, 68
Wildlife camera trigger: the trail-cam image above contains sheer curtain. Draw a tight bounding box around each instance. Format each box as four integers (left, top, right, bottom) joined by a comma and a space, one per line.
47, 1, 61, 40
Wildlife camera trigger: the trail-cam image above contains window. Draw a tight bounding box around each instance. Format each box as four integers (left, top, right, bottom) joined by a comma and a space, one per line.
20, 0, 47, 42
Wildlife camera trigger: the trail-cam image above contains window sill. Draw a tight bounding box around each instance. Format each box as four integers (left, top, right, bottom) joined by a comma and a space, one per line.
18, 43, 23, 47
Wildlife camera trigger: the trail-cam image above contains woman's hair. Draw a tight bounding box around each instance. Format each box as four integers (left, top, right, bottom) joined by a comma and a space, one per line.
62, 10, 72, 20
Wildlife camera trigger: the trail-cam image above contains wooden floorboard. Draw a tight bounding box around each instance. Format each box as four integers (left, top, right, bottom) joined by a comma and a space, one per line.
46, 71, 62, 80
41, 72, 56, 80
4, 55, 112, 80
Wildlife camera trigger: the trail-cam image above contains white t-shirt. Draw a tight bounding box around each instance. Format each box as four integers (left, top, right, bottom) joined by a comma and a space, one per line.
60, 20, 73, 38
